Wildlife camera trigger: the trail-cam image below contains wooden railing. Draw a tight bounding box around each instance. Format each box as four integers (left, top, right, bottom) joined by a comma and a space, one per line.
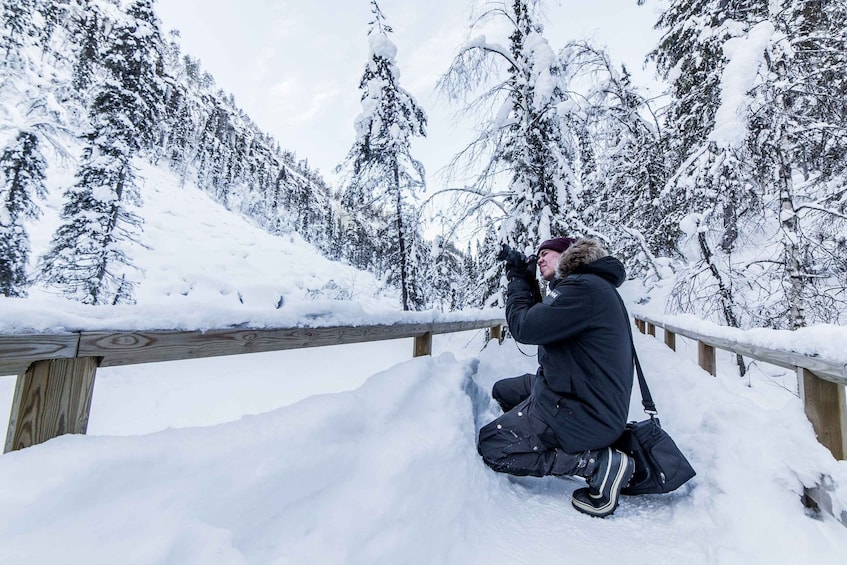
634, 313, 847, 526
0, 318, 505, 453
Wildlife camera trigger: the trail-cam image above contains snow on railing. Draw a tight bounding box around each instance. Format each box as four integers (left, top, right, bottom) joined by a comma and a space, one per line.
633, 313, 847, 527
0, 316, 505, 454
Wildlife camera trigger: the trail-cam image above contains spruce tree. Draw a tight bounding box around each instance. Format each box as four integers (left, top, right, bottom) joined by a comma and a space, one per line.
338, 1, 428, 311
650, 0, 764, 340
40, 0, 165, 304
0, 131, 46, 297
71, 1, 104, 92
1, 0, 35, 62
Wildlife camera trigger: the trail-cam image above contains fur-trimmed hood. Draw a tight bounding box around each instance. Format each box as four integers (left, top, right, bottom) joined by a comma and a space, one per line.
555, 238, 625, 286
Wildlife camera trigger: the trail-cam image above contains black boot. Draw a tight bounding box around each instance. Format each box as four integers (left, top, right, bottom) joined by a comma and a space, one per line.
571, 447, 634, 518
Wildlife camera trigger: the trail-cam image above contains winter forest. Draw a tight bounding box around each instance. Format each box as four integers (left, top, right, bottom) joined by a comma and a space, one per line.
1, 0, 846, 332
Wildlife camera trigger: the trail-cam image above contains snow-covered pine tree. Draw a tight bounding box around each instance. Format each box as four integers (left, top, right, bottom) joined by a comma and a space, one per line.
649, 0, 766, 342
473, 227, 505, 308
0, 131, 47, 297
745, 0, 847, 328
70, 0, 106, 92
1, 0, 36, 62
40, 0, 165, 304
429, 236, 470, 311
338, 1, 428, 311
401, 215, 430, 310
569, 43, 668, 279
438, 0, 589, 305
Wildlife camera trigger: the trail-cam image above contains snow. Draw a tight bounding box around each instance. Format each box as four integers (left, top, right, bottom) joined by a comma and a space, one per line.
1, 173, 845, 563
369, 32, 397, 62
1, 325, 846, 564
0, 161, 500, 334
710, 21, 775, 149
1, 35, 846, 561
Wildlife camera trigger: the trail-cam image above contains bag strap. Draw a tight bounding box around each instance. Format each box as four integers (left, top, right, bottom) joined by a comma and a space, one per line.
614, 291, 658, 415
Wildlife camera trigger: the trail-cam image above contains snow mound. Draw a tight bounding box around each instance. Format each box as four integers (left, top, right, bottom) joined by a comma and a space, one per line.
0, 333, 845, 564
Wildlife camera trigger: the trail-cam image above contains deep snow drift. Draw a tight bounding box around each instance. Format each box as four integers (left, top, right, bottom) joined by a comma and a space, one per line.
0, 329, 845, 564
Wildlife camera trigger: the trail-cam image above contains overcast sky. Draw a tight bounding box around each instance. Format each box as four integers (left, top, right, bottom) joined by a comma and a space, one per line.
154, 0, 664, 192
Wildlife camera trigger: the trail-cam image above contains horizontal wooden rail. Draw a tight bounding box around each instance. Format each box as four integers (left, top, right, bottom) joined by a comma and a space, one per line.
634, 314, 847, 527
634, 314, 847, 386
1, 318, 505, 452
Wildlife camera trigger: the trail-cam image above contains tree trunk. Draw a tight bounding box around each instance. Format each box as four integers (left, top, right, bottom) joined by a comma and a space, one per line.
393, 160, 409, 311
697, 232, 747, 376
778, 153, 806, 329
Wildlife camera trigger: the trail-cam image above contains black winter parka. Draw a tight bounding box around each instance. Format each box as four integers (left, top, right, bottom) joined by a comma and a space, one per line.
505, 242, 633, 453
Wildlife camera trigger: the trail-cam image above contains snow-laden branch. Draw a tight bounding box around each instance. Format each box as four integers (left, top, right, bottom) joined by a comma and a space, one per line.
795, 202, 847, 221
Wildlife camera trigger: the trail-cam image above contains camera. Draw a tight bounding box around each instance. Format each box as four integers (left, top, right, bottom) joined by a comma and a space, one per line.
497, 244, 536, 266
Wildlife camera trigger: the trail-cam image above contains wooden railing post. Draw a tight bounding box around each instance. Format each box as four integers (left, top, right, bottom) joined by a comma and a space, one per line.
413, 332, 432, 357
664, 329, 676, 351
698, 341, 716, 376
5, 357, 99, 453
646, 322, 656, 337
800, 368, 846, 460
489, 325, 503, 344
635, 318, 646, 334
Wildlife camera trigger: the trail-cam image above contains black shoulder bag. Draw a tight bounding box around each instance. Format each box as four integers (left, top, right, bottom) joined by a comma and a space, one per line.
613, 298, 697, 495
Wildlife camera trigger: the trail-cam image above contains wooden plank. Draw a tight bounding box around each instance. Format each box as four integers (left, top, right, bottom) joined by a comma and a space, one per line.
635, 315, 847, 386
82, 320, 506, 368
635, 319, 646, 334
800, 368, 846, 460
647, 323, 656, 337
664, 329, 677, 351
4, 371, 28, 452
5, 357, 99, 452
698, 341, 716, 376
430, 319, 506, 336
413, 332, 432, 357
0, 361, 31, 377
0, 333, 79, 375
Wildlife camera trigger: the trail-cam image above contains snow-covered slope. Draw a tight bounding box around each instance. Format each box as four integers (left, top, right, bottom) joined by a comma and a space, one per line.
0, 158, 400, 333
0, 331, 845, 564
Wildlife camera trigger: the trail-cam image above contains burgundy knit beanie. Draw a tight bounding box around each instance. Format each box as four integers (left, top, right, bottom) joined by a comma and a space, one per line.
537, 237, 577, 254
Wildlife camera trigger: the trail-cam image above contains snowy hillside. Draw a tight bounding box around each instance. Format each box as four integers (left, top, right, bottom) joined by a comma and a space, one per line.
0, 157, 399, 332
0, 328, 845, 564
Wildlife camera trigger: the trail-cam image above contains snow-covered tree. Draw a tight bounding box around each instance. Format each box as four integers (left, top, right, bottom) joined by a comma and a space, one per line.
40, 0, 165, 304
428, 236, 473, 311
649, 0, 766, 342
1, 0, 36, 63
650, 0, 847, 332
338, 1, 428, 311
569, 43, 668, 278
0, 131, 46, 296
437, 0, 595, 306
744, 0, 847, 328
70, 0, 106, 92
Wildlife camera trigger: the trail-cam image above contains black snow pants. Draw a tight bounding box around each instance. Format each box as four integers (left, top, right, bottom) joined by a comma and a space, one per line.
477, 373, 593, 478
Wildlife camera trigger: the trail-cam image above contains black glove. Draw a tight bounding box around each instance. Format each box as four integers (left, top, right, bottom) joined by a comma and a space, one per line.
498, 244, 537, 282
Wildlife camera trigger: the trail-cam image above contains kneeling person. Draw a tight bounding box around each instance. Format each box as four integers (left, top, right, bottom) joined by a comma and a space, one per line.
478, 237, 634, 518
